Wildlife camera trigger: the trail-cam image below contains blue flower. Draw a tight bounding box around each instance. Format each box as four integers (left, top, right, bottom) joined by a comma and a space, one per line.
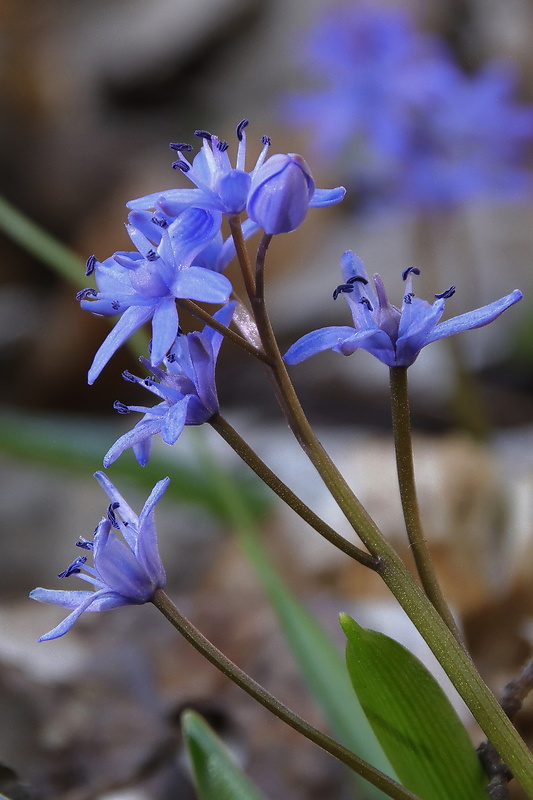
284, 251, 522, 368
30, 472, 169, 641
104, 302, 236, 467
126, 119, 345, 228
79, 206, 231, 384
283, 3, 533, 212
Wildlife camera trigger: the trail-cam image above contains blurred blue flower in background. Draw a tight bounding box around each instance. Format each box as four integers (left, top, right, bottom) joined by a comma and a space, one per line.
30, 472, 169, 641
283, 2, 533, 214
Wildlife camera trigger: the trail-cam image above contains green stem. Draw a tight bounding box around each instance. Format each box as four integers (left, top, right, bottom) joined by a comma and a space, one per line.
151, 589, 421, 800
229, 213, 257, 303
209, 413, 376, 569
229, 219, 533, 793
389, 367, 465, 648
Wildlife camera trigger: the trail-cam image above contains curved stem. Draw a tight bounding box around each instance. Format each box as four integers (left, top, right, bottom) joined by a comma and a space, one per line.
227, 218, 533, 793
152, 589, 421, 800
210, 413, 376, 570
389, 366, 465, 648
229, 213, 256, 303
177, 298, 271, 364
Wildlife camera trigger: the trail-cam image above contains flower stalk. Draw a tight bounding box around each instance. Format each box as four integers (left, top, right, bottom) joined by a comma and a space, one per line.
389, 366, 465, 647
151, 589, 421, 800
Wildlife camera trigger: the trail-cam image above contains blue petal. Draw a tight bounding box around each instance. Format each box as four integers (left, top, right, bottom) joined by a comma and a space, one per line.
284, 326, 357, 363
94, 527, 154, 602
150, 296, 179, 365
88, 305, 155, 384
172, 266, 231, 303
309, 186, 346, 206
30, 589, 127, 641
423, 289, 523, 344
395, 297, 445, 365
127, 188, 208, 212
103, 418, 164, 467
160, 396, 191, 444
218, 169, 252, 213
168, 207, 223, 269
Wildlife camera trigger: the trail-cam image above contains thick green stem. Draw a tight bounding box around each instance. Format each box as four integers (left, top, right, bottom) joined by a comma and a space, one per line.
389, 366, 464, 647
209, 413, 376, 569
152, 589, 421, 800
229, 213, 257, 303
227, 218, 533, 793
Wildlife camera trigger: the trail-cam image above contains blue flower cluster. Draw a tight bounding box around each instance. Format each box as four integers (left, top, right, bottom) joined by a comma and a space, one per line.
283, 2, 533, 212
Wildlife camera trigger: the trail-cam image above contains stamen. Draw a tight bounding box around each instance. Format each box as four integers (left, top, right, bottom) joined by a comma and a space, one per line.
111, 300, 121, 311
151, 215, 168, 228
122, 370, 137, 382
85, 255, 97, 276
76, 288, 97, 301
347, 275, 369, 285
169, 142, 193, 152
172, 160, 191, 172
76, 539, 94, 551
435, 286, 456, 300
261, 135, 271, 146
404, 292, 415, 304
194, 130, 213, 141
113, 401, 130, 414
217, 140, 229, 152
58, 556, 87, 579
402, 267, 421, 281
146, 249, 159, 261
107, 502, 120, 528
360, 297, 374, 311
236, 119, 249, 141
166, 353, 176, 363
333, 283, 355, 300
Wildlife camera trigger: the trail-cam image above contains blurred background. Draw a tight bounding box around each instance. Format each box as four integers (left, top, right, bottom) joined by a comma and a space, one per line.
3, 0, 533, 797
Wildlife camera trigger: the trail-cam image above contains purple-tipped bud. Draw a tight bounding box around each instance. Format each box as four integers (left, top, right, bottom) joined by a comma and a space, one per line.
246, 153, 316, 234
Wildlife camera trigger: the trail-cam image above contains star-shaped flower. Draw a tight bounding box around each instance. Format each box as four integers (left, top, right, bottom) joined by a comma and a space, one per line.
126, 119, 345, 229
284, 251, 522, 368
79, 206, 231, 383
104, 302, 236, 467
30, 472, 169, 641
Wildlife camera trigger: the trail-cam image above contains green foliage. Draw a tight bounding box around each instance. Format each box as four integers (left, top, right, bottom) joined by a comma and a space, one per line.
340, 613, 488, 800
182, 710, 269, 800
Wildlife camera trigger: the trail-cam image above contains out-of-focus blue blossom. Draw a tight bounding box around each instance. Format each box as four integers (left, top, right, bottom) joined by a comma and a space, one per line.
284, 251, 522, 368
79, 206, 231, 384
127, 120, 345, 229
104, 302, 236, 467
283, 2, 533, 212
247, 153, 345, 233
30, 472, 169, 641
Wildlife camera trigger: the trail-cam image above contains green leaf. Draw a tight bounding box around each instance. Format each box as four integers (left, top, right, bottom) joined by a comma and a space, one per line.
182, 710, 269, 800
239, 525, 397, 800
340, 613, 488, 800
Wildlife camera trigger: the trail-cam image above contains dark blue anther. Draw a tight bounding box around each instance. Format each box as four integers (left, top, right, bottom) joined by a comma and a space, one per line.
151, 215, 167, 228
166, 353, 176, 363
194, 130, 212, 141
347, 275, 369, 285
169, 142, 193, 152
144, 378, 155, 387
217, 140, 229, 152
76, 288, 97, 301
435, 286, 456, 300
333, 283, 355, 300
85, 255, 97, 276
107, 502, 120, 528
58, 556, 87, 579
261, 135, 271, 146
146, 249, 159, 261
113, 401, 130, 415
172, 160, 191, 172
111, 300, 121, 311
236, 119, 249, 141
76, 539, 94, 551
360, 297, 374, 311
122, 370, 137, 382
404, 292, 415, 304
402, 267, 421, 281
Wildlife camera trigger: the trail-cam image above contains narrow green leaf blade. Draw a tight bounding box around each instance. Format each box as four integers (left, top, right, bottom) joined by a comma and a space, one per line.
182, 710, 269, 800
340, 613, 488, 800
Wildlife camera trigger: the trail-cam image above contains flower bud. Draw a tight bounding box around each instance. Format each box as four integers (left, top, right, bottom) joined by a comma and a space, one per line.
247, 153, 316, 234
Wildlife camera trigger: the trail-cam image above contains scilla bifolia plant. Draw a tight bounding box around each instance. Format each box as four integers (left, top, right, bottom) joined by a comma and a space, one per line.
31, 121, 531, 800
